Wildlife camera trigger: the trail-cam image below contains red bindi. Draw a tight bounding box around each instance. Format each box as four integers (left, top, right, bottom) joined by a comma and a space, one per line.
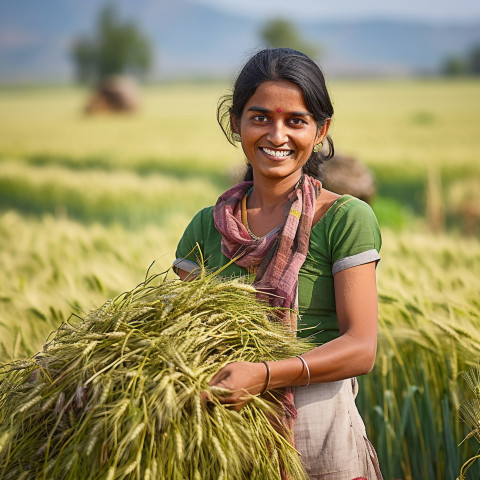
276, 108, 282, 113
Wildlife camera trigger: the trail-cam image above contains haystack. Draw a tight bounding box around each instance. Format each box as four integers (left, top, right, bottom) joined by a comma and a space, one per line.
323, 153, 376, 203
85, 76, 140, 114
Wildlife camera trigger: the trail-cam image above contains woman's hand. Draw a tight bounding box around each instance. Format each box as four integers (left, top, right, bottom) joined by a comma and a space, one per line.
202, 263, 379, 411
208, 361, 268, 411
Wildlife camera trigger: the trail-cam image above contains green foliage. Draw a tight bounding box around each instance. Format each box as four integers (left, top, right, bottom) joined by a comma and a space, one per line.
370, 197, 415, 230
260, 18, 318, 58
358, 230, 480, 479
458, 363, 480, 479
442, 56, 467, 76
0, 160, 221, 228
468, 45, 480, 75
441, 43, 480, 76
71, 4, 152, 84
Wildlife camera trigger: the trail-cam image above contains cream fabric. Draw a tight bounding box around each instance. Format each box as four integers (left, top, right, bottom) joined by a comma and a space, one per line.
294, 379, 383, 480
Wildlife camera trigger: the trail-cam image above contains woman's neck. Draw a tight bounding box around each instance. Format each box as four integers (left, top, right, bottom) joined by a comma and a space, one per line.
248, 174, 302, 212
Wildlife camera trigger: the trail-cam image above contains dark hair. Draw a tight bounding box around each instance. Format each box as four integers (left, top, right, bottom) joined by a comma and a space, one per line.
217, 48, 334, 181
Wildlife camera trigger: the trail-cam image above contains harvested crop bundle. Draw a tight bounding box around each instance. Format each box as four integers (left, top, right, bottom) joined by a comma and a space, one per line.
0, 271, 311, 480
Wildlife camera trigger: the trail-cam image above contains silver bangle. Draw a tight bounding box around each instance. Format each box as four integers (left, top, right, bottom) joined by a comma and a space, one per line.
261, 360, 271, 394
296, 355, 311, 387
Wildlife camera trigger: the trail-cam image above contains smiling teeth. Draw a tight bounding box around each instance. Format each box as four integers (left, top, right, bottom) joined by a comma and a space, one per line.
262, 148, 291, 157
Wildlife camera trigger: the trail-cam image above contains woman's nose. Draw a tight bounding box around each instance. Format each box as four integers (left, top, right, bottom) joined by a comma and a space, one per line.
267, 121, 288, 146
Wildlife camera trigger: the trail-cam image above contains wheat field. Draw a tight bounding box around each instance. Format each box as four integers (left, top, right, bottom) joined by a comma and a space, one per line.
1, 79, 480, 479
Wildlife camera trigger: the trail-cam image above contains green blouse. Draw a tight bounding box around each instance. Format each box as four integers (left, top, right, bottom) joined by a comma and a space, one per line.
175, 194, 381, 345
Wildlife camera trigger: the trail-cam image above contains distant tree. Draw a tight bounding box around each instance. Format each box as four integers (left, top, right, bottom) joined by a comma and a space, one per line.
467, 45, 480, 75
260, 18, 319, 59
441, 44, 480, 77
71, 4, 152, 85
442, 55, 466, 76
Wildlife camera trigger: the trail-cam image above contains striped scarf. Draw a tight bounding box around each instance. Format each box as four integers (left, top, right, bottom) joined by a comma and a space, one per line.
213, 175, 321, 430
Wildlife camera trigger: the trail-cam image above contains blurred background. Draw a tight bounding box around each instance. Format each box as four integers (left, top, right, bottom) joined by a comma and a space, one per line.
1, 1, 480, 478
2, 0, 480, 80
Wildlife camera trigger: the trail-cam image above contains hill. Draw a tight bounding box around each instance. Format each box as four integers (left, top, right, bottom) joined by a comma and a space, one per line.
1, 0, 480, 81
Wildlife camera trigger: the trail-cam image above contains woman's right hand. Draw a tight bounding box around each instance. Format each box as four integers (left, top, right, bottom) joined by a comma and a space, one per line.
208, 361, 268, 411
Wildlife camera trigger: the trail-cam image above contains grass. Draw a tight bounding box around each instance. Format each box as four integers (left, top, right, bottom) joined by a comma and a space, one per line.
2, 210, 480, 478
330, 78, 480, 174
359, 229, 480, 479
0, 84, 239, 171
1, 80, 479, 174
1, 79, 479, 230
0, 210, 181, 360
0, 160, 220, 227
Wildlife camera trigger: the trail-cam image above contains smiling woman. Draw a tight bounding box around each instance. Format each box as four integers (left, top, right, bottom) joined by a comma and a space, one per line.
173, 48, 383, 480
232, 80, 329, 188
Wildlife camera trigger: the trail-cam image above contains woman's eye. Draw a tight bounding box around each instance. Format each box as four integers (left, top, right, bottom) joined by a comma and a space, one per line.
253, 115, 268, 122
290, 117, 307, 126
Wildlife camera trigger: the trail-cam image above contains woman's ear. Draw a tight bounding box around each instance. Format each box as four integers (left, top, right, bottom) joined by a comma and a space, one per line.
230, 113, 240, 135
315, 118, 331, 144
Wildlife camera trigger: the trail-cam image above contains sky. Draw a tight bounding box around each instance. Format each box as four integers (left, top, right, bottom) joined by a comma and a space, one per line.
189, 0, 480, 23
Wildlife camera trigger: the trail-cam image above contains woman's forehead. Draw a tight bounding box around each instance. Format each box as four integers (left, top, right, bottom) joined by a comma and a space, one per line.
245, 80, 308, 110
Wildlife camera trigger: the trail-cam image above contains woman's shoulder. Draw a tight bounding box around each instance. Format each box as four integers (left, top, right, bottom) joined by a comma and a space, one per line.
188, 205, 215, 226
330, 194, 375, 217
177, 206, 215, 246
307, 194, 382, 272
313, 194, 375, 231
310, 194, 381, 250
175, 205, 219, 263
196, 205, 215, 217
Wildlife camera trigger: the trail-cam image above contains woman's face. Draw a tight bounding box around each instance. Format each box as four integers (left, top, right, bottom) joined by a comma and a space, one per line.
233, 80, 329, 183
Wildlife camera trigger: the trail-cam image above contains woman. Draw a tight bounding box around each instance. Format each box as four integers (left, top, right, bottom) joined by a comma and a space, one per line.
174, 48, 383, 479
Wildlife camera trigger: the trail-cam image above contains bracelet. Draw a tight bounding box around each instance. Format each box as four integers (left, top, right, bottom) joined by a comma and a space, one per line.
261, 360, 271, 394
296, 355, 311, 387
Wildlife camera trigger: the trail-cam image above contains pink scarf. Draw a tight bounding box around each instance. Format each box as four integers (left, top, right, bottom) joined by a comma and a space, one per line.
213, 175, 321, 428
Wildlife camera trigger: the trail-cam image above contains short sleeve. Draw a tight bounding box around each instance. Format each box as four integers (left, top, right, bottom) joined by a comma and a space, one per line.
173, 208, 210, 274
328, 197, 382, 276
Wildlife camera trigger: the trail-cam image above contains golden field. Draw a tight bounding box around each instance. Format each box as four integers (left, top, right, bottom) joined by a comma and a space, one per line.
1, 79, 480, 479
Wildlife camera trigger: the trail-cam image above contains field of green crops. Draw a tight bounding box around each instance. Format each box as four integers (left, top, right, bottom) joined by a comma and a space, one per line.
1, 79, 480, 479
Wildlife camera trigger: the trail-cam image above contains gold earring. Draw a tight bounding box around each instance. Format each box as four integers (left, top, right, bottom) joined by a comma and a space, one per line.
313, 142, 323, 153
232, 133, 241, 142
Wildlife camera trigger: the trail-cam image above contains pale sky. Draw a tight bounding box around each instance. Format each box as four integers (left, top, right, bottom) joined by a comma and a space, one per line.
189, 0, 480, 23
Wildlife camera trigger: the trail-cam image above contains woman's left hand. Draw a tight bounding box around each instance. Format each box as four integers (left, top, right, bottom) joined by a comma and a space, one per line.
208, 361, 268, 411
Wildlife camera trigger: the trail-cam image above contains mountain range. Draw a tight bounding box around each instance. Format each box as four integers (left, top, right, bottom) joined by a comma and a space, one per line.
1, 0, 480, 82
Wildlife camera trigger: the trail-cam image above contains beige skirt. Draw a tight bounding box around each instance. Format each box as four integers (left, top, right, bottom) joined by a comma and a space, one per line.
293, 378, 383, 480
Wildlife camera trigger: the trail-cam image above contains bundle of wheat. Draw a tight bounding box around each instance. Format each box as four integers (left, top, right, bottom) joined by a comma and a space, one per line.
0, 270, 311, 480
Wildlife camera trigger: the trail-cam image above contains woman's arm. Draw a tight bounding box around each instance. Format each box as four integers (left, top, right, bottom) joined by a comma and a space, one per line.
269, 261, 378, 385
209, 261, 378, 408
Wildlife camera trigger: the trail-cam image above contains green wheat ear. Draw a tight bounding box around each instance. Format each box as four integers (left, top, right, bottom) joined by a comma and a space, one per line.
0, 269, 312, 480
458, 363, 480, 479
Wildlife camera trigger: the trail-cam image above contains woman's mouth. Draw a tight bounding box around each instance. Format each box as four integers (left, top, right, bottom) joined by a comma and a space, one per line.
260, 147, 293, 158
